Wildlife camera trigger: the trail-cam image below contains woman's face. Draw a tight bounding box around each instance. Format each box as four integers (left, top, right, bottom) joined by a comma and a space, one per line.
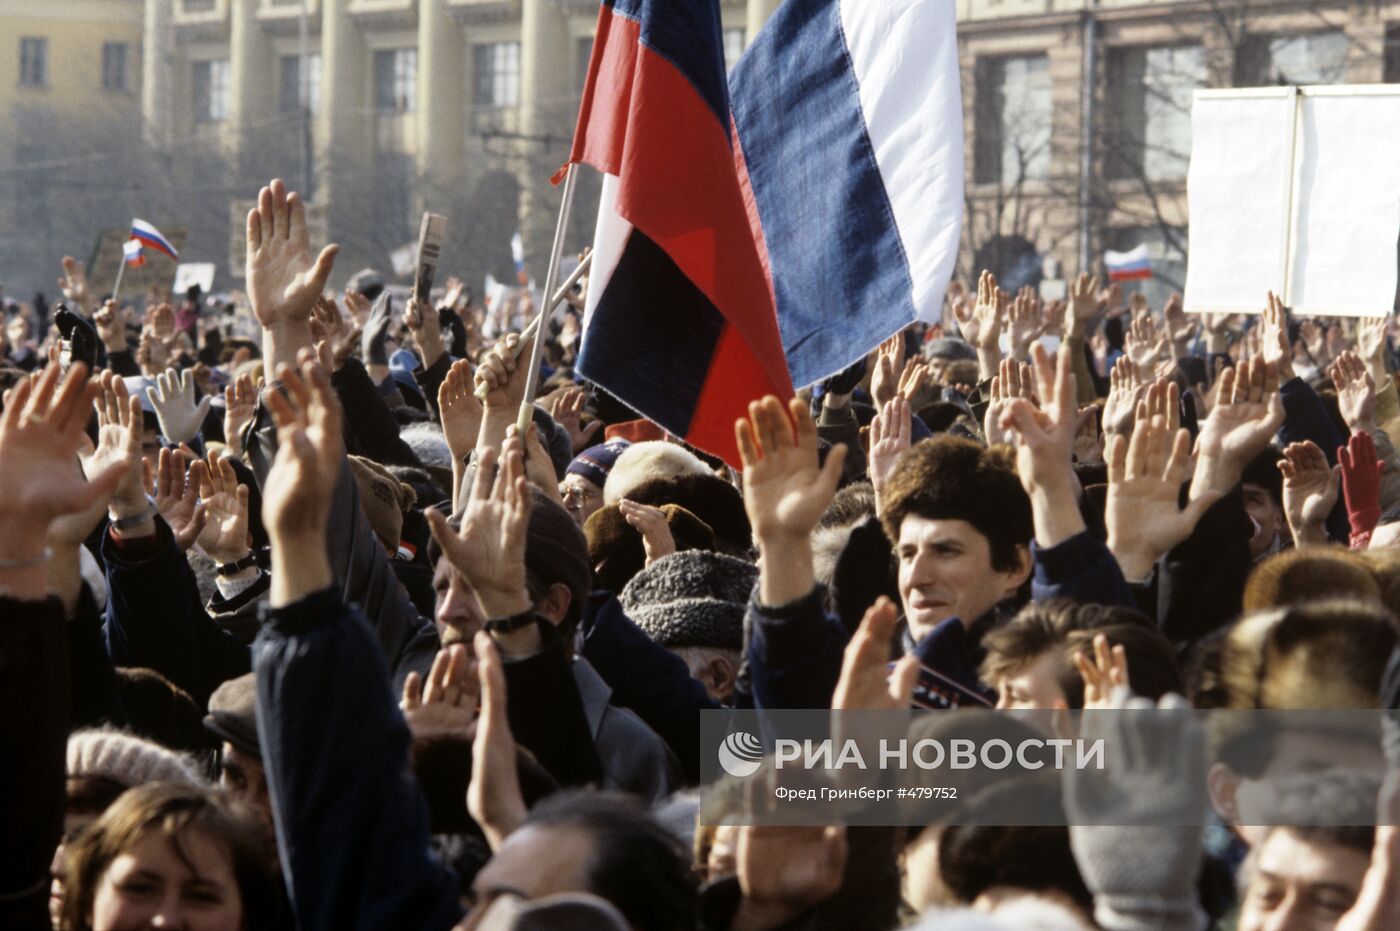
91, 828, 243, 931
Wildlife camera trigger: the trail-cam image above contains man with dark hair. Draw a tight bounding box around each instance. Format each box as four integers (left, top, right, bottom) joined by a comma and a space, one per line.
979, 601, 1182, 710
1241, 446, 1289, 559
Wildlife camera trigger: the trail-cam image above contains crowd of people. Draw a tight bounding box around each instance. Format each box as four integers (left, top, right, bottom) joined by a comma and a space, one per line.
3, 175, 1400, 930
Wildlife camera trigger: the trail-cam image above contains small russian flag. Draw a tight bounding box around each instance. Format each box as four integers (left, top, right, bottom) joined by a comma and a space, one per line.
1105, 245, 1152, 282
122, 239, 146, 268
130, 218, 179, 262
511, 231, 527, 285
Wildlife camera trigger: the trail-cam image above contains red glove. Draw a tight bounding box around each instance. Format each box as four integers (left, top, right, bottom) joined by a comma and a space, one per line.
1339, 432, 1383, 548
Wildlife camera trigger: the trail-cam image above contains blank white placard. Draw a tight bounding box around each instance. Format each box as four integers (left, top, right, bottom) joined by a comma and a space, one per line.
1184, 90, 1295, 314
1289, 92, 1400, 317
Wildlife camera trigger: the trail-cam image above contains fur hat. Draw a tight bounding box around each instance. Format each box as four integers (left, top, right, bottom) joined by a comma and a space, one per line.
204, 673, 260, 757
349, 455, 418, 549
585, 503, 716, 594
620, 551, 757, 651
1244, 547, 1381, 613
879, 437, 1032, 567
568, 439, 631, 490
604, 441, 711, 504
624, 473, 752, 557
67, 728, 204, 788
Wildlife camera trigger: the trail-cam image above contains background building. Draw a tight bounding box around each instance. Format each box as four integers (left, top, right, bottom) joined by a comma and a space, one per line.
0, 0, 1396, 309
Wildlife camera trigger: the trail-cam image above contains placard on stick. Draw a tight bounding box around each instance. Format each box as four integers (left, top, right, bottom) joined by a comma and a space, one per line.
1184, 85, 1400, 317
414, 213, 447, 303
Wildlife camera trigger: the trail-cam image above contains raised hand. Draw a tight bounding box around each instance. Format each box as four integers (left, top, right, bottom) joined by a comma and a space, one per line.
969, 270, 1005, 354
618, 499, 677, 565
1357, 316, 1389, 381
400, 643, 477, 737
223, 373, 258, 459
1162, 293, 1195, 355
737, 396, 846, 606
438, 359, 482, 464
1124, 314, 1168, 379
1102, 360, 1145, 440
246, 178, 339, 333
58, 255, 94, 316
1006, 287, 1044, 361
343, 288, 372, 328
1074, 632, 1130, 712
895, 356, 936, 411
473, 332, 532, 413
90, 371, 150, 525
1259, 292, 1295, 380
1340, 431, 1384, 545
403, 297, 445, 369
309, 295, 360, 372
195, 451, 251, 566
0, 365, 122, 595
145, 368, 212, 446
425, 439, 533, 620
544, 385, 601, 453
999, 344, 1084, 548
831, 597, 920, 712
1191, 356, 1285, 502
1106, 401, 1218, 581
153, 447, 207, 551
983, 357, 1034, 448
467, 632, 527, 851
360, 294, 393, 368
136, 329, 169, 378
1066, 272, 1100, 339
868, 395, 912, 508
1330, 350, 1377, 435
93, 299, 127, 353
1279, 441, 1340, 547
869, 334, 904, 410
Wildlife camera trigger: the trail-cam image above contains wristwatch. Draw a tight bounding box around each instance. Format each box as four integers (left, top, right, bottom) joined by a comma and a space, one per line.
484, 609, 540, 634
216, 552, 260, 577
110, 497, 158, 532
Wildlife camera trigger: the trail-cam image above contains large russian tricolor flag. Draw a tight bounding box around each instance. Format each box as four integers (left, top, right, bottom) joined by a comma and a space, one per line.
563, 0, 793, 465
730, 0, 964, 390
130, 218, 179, 262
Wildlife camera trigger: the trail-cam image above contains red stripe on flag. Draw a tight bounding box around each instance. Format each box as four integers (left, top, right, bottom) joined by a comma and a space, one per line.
1107, 269, 1153, 282
687, 324, 782, 464
564, 5, 793, 465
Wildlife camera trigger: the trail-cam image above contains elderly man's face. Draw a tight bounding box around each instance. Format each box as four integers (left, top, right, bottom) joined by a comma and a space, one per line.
433, 557, 483, 648
558, 475, 604, 526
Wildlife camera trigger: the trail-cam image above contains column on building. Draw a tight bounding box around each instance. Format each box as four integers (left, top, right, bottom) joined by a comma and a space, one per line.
229, 0, 276, 169
319, 0, 370, 256
746, 0, 780, 43
141, 0, 174, 149
517, 0, 575, 266
418, 0, 465, 196
1047, 25, 1088, 272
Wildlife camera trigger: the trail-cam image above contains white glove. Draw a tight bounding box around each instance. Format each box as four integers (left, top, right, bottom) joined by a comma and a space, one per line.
146, 368, 212, 445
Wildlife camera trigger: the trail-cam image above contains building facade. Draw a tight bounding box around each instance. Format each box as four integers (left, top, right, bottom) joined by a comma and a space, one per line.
2, 0, 1399, 302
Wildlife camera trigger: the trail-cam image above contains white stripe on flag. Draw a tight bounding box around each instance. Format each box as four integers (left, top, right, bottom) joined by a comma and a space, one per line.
582, 173, 633, 334
838, 0, 963, 324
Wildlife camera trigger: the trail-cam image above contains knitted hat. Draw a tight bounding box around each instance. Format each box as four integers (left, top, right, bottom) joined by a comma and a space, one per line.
585, 503, 717, 594
567, 439, 631, 490
526, 487, 593, 615
67, 728, 204, 788
204, 673, 260, 757
350, 455, 418, 549
619, 551, 757, 651
346, 267, 385, 299
625, 473, 752, 557
924, 338, 978, 363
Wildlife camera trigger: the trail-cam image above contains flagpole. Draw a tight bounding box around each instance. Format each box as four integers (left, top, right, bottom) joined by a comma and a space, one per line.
515, 162, 581, 434
111, 255, 128, 306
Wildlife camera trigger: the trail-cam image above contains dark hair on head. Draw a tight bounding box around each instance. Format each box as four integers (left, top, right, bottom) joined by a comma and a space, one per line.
113, 667, 213, 755
65, 775, 130, 818
879, 437, 1031, 573
63, 782, 281, 930
979, 600, 1181, 708
524, 789, 696, 931
936, 777, 1092, 913
818, 481, 876, 530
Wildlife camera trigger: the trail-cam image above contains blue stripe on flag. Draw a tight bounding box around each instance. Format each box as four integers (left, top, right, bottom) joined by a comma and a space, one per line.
730, 0, 917, 389
605, 0, 730, 127
577, 229, 725, 436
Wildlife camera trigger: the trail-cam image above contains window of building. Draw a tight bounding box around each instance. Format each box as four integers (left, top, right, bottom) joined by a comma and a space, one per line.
1386, 27, 1400, 83
193, 59, 229, 123
473, 42, 520, 109
1235, 31, 1348, 86
723, 27, 746, 73
1106, 45, 1205, 182
279, 53, 321, 115
102, 42, 129, 92
19, 37, 47, 88
182, 0, 217, 12
374, 48, 417, 112
974, 54, 1051, 186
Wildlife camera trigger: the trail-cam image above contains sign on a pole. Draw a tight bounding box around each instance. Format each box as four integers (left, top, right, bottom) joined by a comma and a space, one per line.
1185, 85, 1400, 317
173, 263, 216, 295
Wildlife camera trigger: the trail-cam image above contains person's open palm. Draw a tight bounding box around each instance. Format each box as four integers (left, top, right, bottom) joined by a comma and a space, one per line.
1280, 440, 1340, 539
261, 353, 345, 541
736, 396, 846, 545
1196, 356, 1284, 464
246, 178, 339, 330
196, 451, 251, 565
